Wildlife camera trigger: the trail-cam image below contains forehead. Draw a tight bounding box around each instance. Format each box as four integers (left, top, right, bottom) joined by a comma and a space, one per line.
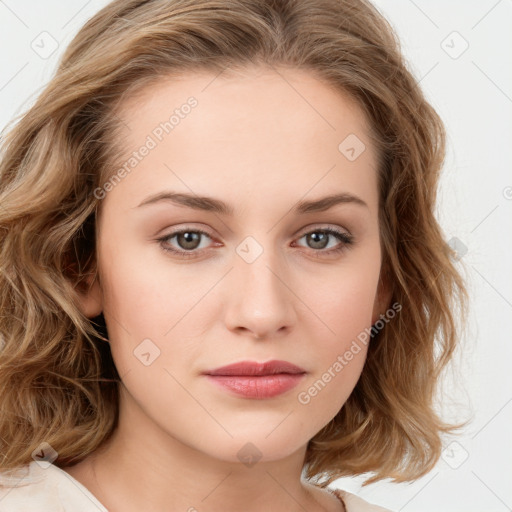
103, 66, 379, 215
117, 66, 372, 142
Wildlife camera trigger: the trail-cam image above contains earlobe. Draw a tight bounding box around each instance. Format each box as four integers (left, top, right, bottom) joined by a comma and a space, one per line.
75, 273, 103, 319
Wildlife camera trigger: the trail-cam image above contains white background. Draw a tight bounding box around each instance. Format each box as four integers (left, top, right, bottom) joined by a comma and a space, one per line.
1, 1, 511, 511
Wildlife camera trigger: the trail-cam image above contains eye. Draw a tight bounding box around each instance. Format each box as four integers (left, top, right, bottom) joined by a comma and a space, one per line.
293, 227, 354, 256
158, 228, 214, 258
157, 226, 354, 259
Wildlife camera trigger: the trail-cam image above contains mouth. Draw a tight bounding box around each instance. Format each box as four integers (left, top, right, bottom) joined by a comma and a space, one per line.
203, 360, 307, 399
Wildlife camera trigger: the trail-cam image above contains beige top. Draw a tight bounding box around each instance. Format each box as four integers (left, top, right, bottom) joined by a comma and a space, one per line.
329, 487, 393, 512
0, 461, 393, 511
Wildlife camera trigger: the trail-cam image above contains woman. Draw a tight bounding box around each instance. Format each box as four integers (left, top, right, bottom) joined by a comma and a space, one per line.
0, 1, 469, 511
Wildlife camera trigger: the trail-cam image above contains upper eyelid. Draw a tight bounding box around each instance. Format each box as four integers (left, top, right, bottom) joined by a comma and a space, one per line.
160, 224, 352, 244
161, 222, 352, 236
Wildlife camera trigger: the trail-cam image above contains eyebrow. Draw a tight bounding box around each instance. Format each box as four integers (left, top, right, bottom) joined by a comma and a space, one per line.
135, 190, 368, 215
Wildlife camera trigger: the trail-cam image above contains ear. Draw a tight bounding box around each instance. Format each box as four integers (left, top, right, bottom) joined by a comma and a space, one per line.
371, 268, 393, 325
74, 272, 103, 319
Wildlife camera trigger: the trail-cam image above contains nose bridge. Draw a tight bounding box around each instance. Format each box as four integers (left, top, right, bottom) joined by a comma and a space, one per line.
236, 235, 288, 308
224, 234, 296, 337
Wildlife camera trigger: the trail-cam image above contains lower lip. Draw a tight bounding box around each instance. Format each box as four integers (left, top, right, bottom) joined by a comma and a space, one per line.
205, 373, 306, 399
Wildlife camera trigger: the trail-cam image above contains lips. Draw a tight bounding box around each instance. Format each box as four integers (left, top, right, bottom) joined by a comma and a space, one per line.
203, 360, 306, 399
204, 360, 306, 376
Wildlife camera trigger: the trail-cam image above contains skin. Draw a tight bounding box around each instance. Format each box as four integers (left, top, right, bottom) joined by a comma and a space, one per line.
68, 66, 391, 512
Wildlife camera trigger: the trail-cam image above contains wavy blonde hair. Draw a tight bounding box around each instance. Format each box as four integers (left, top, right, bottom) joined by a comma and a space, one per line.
0, 0, 469, 486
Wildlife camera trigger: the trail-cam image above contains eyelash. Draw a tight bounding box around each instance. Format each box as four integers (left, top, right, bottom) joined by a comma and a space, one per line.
157, 226, 354, 259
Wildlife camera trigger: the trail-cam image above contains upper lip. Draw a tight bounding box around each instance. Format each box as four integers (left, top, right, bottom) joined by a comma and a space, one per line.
204, 360, 306, 376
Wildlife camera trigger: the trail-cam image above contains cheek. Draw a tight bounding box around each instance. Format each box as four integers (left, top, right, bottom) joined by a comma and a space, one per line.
97, 241, 214, 380
302, 252, 381, 346
98, 225, 180, 328
295, 344, 368, 438
294, 277, 374, 429
291, 254, 379, 420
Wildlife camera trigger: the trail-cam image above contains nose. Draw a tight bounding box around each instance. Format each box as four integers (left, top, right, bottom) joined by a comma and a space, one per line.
223, 250, 297, 340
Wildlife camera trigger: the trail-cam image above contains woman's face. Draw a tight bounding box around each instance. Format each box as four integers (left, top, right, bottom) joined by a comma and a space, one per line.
82, 66, 389, 464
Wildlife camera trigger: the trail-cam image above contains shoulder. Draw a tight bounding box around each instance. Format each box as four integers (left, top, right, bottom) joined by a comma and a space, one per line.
330, 487, 394, 512
0, 461, 107, 512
